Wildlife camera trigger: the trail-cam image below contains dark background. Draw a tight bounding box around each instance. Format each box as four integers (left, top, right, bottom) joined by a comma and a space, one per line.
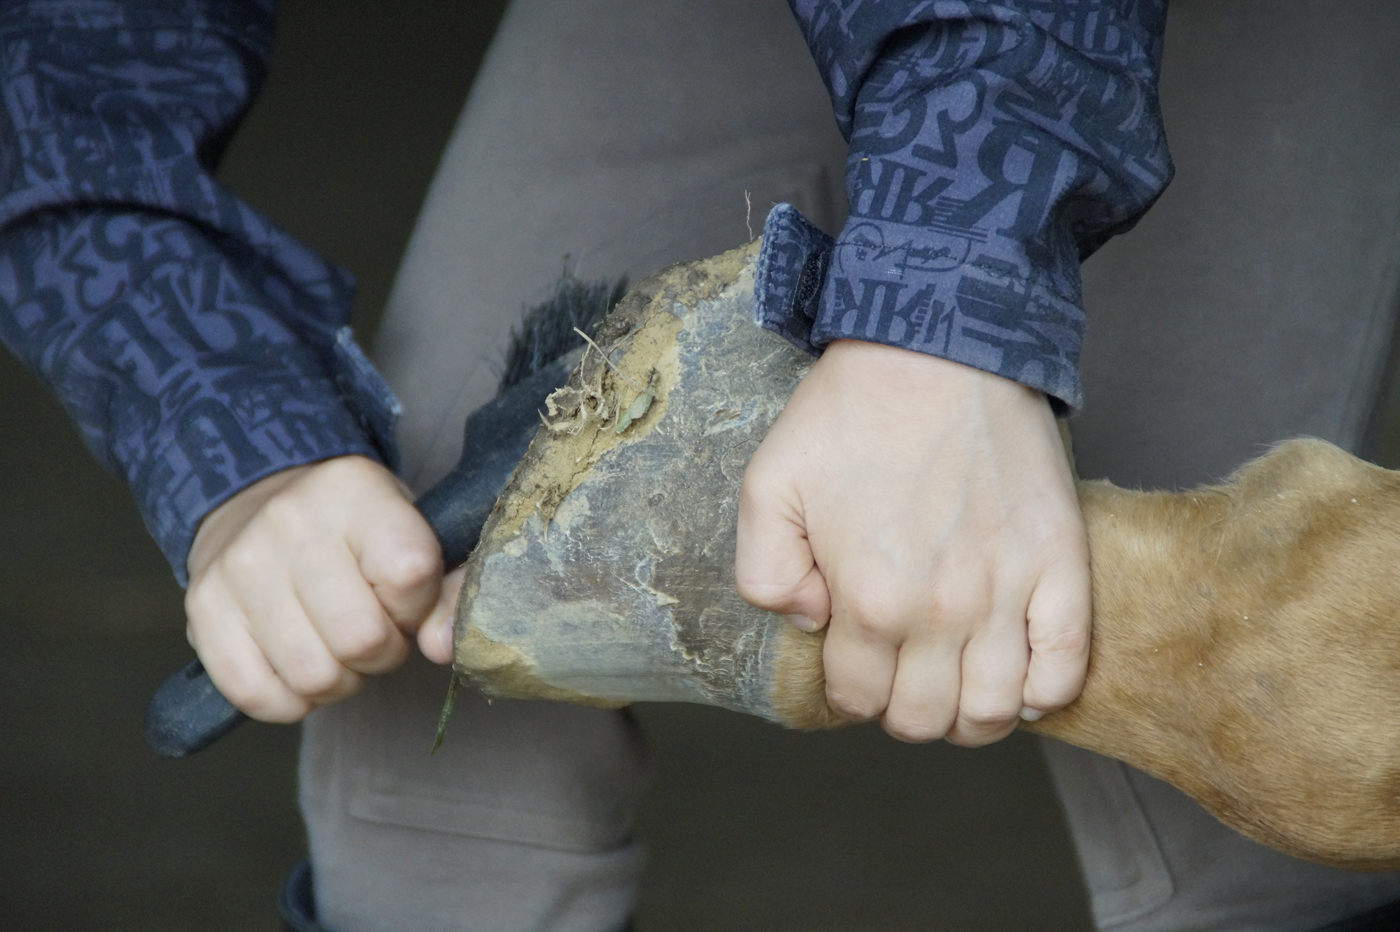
0, 2, 1114, 929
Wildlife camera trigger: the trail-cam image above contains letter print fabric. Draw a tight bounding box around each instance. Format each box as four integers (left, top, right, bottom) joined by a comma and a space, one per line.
0, 1, 396, 582
787, 1, 1173, 410
0, 0, 1172, 581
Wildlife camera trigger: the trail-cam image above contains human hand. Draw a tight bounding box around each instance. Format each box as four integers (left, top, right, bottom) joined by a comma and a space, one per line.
735, 340, 1090, 746
185, 455, 462, 723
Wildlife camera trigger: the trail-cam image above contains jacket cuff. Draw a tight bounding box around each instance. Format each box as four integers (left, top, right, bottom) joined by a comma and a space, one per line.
755, 203, 1081, 411
143, 324, 401, 587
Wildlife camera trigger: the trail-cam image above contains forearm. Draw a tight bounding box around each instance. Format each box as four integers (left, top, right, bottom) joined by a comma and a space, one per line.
0, 209, 393, 579
0, 0, 397, 581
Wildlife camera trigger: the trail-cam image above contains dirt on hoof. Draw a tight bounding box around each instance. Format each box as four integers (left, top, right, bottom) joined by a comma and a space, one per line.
453, 240, 819, 722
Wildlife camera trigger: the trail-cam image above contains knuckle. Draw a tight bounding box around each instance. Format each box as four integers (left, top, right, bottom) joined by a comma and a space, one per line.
335, 618, 394, 662
216, 672, 260, 711
365, 634, 410, 672
1033, 619, 1091, 660
734, 574, 798, 611
222, 672, 312, 723
379, 545, 441, 593
844, 603, 902, 643
838, 581, 905, 634
882, 714, 947, 744
958, 696, 1022, 731
215, 664, 273, 715
1028, 677, 1083, 711
826, 688, 882, 722
256, 702, 312, 725
283, 653, 343, 697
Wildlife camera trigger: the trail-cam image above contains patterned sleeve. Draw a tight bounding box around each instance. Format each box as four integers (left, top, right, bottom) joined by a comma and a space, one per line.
774, 0, 1173, 411
0, 0, 399, 584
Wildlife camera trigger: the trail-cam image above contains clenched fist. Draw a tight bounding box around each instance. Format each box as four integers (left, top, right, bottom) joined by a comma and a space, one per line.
736, 340, 1090, 746
185, 455, 461, 722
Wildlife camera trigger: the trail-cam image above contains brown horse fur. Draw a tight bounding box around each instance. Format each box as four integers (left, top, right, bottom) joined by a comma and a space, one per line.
769, 438, 1400, 871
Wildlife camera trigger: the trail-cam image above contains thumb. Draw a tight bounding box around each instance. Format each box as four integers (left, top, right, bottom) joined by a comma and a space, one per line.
418, 566, 467, 665
735, 473, 831, 632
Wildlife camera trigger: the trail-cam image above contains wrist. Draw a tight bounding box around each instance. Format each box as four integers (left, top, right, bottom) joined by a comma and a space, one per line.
187, 464, 314, 581
820, 339, 1051, 411
186, 455, 402, 582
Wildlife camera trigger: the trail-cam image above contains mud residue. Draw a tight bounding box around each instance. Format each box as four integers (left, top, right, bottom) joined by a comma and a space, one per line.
490, 286, 679, 540
456, 241, 765, 676
481, 240, 759, 544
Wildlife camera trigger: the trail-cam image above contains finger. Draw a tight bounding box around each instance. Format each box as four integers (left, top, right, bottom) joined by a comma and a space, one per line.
1021, 554, 1092, 717
881, 640, 961, 743
294, 542, 410, 676
821, 602, 900, 721
735, 469, 831, 631
946, 611, 1030, 747
418, 565, 467, 665
185, 572, 313, 722
347, 493, 443, 629
233, 570, 363, 704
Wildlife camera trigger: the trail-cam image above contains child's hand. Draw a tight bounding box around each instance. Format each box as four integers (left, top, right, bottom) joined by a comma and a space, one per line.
736, 341, 1090, 746
184, 455, 461, 722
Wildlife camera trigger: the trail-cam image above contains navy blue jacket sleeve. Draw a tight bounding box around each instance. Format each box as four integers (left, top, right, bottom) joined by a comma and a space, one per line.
0, 0, 399, 584
776, 0, 1173, 411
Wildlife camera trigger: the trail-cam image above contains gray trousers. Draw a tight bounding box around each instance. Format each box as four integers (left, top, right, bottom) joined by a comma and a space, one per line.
301, 1, 1400, 929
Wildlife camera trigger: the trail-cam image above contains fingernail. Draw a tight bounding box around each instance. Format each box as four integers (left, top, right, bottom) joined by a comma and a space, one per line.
784, 613, 818, 632
1019, 706, 1044, 722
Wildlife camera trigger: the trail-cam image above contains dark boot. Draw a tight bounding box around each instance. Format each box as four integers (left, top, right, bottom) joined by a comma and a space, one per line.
278, 859, 329, 932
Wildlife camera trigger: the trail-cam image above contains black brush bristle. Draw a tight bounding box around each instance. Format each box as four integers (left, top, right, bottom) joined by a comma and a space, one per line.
499, 275, 628, 391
